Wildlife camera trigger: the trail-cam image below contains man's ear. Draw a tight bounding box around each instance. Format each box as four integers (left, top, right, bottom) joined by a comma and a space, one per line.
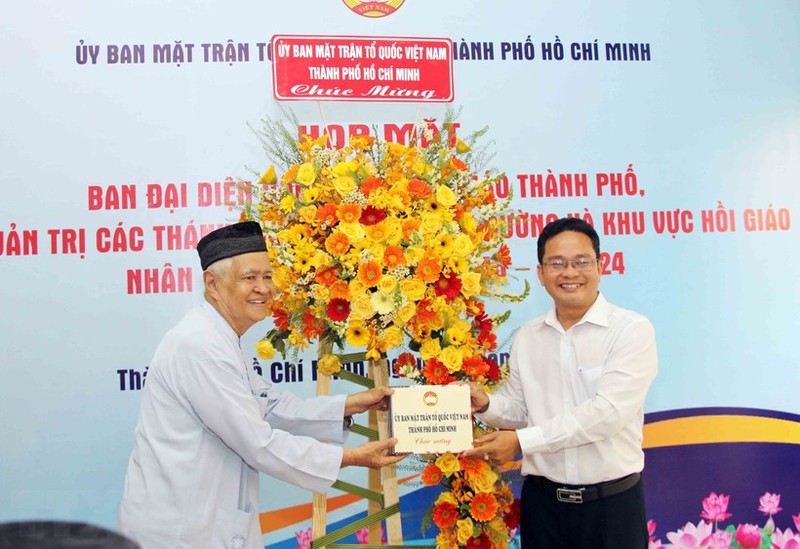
203, 269, 217, 296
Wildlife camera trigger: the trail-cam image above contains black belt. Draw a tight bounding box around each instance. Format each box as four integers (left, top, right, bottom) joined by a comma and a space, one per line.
526, 472, 641, 504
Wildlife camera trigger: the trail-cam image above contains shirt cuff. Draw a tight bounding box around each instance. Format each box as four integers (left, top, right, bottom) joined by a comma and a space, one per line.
515, 424, 545, 455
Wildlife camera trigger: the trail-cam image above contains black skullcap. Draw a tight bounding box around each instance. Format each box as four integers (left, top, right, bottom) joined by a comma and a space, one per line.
196, 221, 266, 270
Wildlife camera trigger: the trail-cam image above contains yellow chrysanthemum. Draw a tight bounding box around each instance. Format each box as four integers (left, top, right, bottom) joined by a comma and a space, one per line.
435, 532, 459, 549
448, 255, 470, 274
445, 319, 471, 346
287, 331, 311, 350
279, 194, 296, 213
272, 266, 293, 292
298, 205, 317, 225
459, 210, 478, 234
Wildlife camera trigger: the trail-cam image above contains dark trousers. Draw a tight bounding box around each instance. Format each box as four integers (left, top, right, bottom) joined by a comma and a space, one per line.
520, 475, 648, 549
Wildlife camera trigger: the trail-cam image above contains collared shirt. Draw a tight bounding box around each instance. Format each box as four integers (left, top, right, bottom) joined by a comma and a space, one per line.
118, 302, 348, 549
478, 292, 658, 485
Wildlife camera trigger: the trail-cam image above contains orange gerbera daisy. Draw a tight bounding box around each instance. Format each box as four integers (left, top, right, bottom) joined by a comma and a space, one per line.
325, 232, 350, 256
408, 178, 433, 198
360, 176, 385, 196
420, 463, 444, 486
462, 355, 490, 378
357, 260, 382, 287
423, 357, 454, 385
272, 307, 290, 331
415, 257, 442, 284
459, 456, 490, 479
301, 309, 325, 339
329, 279, 350, 300
416, 299, 439, 325
383, 244, 406, 268
336, 203, 362, 224
315, 203, 338, 226
315, 267, 338, 286
469, 492, 499, 522
432, 501, 458, 530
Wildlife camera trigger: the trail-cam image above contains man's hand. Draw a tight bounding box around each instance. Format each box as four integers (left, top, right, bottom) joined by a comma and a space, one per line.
460, 430, 521, 464
344, 386, 393, 416
341, 438, 406, 468
466, 382, 490, 413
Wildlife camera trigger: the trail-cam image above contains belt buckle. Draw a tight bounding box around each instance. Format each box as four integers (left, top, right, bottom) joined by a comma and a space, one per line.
556, 487, 584, 503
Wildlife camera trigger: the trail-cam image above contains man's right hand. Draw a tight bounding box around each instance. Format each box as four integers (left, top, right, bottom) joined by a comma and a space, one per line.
341, 438, 406, 468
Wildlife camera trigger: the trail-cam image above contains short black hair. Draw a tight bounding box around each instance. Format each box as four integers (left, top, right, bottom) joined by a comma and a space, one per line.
537, 217, 601, 263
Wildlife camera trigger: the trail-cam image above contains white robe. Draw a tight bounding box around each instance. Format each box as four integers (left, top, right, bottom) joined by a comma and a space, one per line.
117, 302, 347, 549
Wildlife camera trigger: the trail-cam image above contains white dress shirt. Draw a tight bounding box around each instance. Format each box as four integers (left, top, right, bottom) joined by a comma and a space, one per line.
478, 292, 658, 485
118, 302, 348, 549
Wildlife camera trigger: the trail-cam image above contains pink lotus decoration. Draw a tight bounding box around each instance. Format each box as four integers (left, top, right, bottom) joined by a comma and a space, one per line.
648, 491, 799, 548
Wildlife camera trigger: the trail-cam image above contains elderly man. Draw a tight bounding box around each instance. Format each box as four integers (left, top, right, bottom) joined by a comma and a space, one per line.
118, 221, 402, 549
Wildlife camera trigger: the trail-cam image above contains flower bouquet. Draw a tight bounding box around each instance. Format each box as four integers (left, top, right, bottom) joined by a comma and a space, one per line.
419, 448, 521, 549
242, 108, 527, 374
241, 107, 527, 547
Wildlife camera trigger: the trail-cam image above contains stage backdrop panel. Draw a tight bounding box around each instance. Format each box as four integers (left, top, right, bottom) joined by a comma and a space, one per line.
1, 1, 798, 546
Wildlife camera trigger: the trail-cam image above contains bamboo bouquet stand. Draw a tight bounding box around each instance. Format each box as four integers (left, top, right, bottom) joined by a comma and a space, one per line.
310, 337, 435, 549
